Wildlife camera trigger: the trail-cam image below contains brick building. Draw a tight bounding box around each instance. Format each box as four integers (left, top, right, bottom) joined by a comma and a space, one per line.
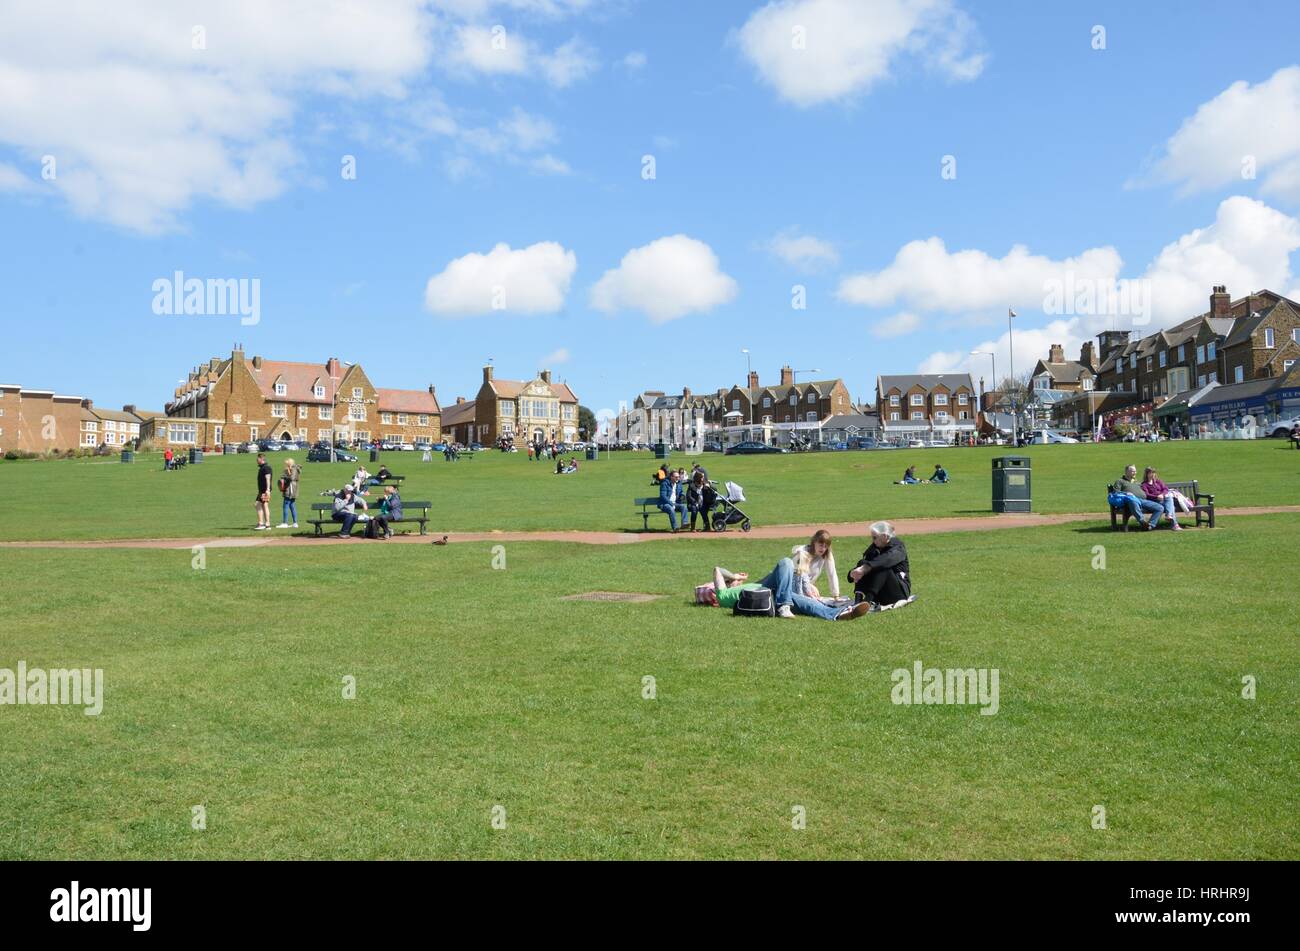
160, 347, 441, 448
440, 397, 476, 446
725, 366, 853, 442
471, 366, 580, 446
875, 373, 978, 440
0, 385, 144, 453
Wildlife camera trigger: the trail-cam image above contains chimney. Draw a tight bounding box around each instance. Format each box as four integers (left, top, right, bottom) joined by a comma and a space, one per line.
1097, 329, 1131, 361
780, 365, 794, 386
326, 357, 341, 379
123, 404, 136, 414
82, 398, 93, 410
1079, 341, 1096, 370
1210, 284, 1231, 319
456, 396, 466, 405
428, 384, 436, 396
232, 344, 244, 360
252, 355, 263, 370
747, 370, 759, 390
540, 370, 551, 384
682, 386, 692, 400
1049, 343, 1065, 364
483, 365, 493, 384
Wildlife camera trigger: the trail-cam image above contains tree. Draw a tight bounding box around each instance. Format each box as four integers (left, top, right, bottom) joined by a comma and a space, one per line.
578, 405, 596, 440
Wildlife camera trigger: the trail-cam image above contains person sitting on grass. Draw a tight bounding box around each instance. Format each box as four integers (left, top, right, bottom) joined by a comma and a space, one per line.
896, 465, 922, 485
697, 562, 869, 621
1110, 464, 1164, 530
931, 463, 949, 484
1140, 466, 1183, 532
791, 529, 839, 600
657, 468, 688, 532
847, 521, 917, 612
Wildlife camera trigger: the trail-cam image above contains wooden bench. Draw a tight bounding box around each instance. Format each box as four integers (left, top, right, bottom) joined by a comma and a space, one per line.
307, 500, 432, 536
634, 496, 682, 531
1108, 480, 1215, 531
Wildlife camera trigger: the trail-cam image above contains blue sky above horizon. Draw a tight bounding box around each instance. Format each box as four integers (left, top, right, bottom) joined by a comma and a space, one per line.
2, 0, 1300, 416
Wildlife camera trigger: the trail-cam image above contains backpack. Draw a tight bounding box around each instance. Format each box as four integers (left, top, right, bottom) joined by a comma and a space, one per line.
733, 587, 775, 618
364, 518, 380, 539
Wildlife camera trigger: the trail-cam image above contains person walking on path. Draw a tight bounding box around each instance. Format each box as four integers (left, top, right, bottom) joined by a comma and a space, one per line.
254, 453, 274, 530
277, 457, 301, 529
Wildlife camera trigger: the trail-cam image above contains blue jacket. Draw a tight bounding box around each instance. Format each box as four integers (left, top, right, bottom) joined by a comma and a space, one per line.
381, 493, 403, 520
659, 478, 682, 507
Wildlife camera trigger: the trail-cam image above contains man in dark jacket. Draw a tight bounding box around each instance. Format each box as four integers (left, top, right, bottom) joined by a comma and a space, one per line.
848, 521, 914, 610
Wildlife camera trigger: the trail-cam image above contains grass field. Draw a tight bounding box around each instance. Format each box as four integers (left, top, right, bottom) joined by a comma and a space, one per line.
1, 439, 1298, 540
1, 512, 1297, 859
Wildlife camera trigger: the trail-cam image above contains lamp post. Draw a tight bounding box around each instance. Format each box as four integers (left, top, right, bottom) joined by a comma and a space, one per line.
741, 348, 753, 442
1007, 308, 1019, 447
971, 350, 996, 442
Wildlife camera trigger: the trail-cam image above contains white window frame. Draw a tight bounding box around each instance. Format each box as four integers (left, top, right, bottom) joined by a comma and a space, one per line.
889, 394, 900, 406
889, 412, 900, 422
271, 403, 286, 418
957, 394, 968, 405
934, 393, 949, 405
418, 415, 428, 426
1265, 327, 1275, 348
910, 411, 924, 421
910, 394, 923, 406
314, 385, 326, 399
319, 406, 332, 420
352, 387, 362, 399
381, 412, 392, 424
762, 397, 771, 408
275, 382, 287, 396
1159, 351, 1167, 368
298, 404, 308, 418
398, 413, 408, 425
1235, 366, 1245, 383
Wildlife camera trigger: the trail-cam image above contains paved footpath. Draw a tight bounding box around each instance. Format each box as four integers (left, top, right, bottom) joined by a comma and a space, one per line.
2, 506, 1297, 551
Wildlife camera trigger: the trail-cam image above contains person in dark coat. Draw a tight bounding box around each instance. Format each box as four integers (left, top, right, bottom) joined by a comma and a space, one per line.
847, 521, 914, 610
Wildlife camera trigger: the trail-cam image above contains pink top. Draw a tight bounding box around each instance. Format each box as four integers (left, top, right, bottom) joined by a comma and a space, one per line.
1141, 478, 1170, 499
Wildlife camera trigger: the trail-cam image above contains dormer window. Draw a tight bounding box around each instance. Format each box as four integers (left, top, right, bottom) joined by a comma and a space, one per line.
890, 394, 900, 406
314, 384, 325, 399
789, 394, 797, 406
807, 392, 816, 403
274, 382, 287, 396
910, 394, 923, 406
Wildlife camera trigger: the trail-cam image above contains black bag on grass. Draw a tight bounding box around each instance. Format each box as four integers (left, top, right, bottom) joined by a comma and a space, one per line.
733, 587, 775, 618
363, 518, 380, 539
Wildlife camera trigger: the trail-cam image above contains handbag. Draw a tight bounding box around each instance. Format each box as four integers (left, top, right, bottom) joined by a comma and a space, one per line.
733, 587, 775, 618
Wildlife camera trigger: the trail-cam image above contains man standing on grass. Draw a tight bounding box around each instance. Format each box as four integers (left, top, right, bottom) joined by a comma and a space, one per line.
254, 453, 273, 530
848, 521, 916, 611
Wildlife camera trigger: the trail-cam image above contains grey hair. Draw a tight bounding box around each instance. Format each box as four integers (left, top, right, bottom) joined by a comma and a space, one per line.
869, 520, 895, 539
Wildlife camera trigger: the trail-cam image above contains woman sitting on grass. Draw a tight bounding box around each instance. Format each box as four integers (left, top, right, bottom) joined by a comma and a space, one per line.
896, 466, 922, 485
791, 529, 839, 600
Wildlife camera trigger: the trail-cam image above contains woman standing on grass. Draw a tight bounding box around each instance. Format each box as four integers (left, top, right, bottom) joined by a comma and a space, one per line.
791, 529, 840, 600
278, 457, 301, 529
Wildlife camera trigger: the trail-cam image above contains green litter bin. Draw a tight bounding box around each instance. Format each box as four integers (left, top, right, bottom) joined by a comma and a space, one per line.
120, 450, 134, 464
992, 456, 1031, 513
586, 446, 597, 461
654, 442, 670, 460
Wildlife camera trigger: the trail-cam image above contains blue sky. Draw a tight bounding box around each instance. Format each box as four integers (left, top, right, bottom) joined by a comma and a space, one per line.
2, 0, 1299, 416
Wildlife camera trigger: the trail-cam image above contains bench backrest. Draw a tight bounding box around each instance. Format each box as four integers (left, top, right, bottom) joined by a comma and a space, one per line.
311, 500, 431, 513
634, 497, 659, 506
1106, 479, 1199, 497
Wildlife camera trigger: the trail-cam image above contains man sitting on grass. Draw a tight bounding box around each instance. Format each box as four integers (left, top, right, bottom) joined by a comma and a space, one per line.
848, 521, 917, 612
931, 463, 949, 484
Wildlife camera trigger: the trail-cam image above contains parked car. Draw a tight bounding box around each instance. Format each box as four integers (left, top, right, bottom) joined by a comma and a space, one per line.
821, 441, 849, 451
1028, 429, 1079, 445
307, 446, 357, 463
906, 439, 926, 449
469, 442, 484, 451
702, 442, 724, 453
724, 441, 787, 455
1268, 416, 1300, 438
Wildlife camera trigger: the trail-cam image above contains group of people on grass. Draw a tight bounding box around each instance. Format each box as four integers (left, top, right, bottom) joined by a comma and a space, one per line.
528, 440, 561, 461
1109, 464, 1189, 531
554, 457, 581, 474
897, 464, 948, 485
695, 525, 915, 620
656, 463, 716, 533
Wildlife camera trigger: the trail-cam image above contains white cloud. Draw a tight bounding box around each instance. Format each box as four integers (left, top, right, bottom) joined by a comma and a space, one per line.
0, 161, 32, 192
871, 312, 922, 338
539, 38, 598, 87
530, 154, 571, 174
0, 0, 435, 233
443, 25, 596, 87
767, 229, 839, 270
622, 51, 647, 70
902, 197, 1300, 376
1144, 66, 1300, 202
735, 0, 986, 107
425, 241, 577, 316
838, 238, 1122, 315
590, 235, 738, 323
540, 347, 570, 365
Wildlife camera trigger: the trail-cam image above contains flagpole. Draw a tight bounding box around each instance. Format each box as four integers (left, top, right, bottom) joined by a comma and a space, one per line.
1008, 308, 1018, 447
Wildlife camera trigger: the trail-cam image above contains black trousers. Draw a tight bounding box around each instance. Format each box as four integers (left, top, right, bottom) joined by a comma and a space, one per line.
854, 569, 909, 605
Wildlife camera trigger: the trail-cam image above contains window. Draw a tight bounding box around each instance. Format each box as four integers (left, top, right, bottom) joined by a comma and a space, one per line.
85, 420, 98, 432
298, 428, 307, 439
168, 423, 197, 444
1293, 329, 1299, 344
1159, 351, 1167, 368
1207, 342, 1216, 360
214, 425, 222, 445
805, 411, 817, 422
807, 392, 816, 404
314, 385, 325, 399
275, 383, 286, 396
350, 404, 365, 421
934, 393, 948, 405
958, 411, 968, 420
762, 397, 771, 408
1285, 360, 1295, 372
763, 415, 773, 426
104, 432, 116, 445
563, 405, 574, 419
957, 394, 968, 405
910, 411, 924, 420
1265, 327, 1275, 348
82, 432, 96, 446
1235, 366, 1245, 383
319, 406, 332, 420
105, 420, 117, 431
889, 394, 900, 406
1177, 344, 1185, 361
1145, 357, 1152, 372
934, 411, 950, 422
1197, 374, 1206, 387
1083, 378, 1095, 391
789, 394, 797, 406
1208, 371, 1218, 383
318, 429, 331, 441
271, 403, 286, 418
296, 404, 306, 418
1034, 376, 1050, 391
352, 387, 362, 399
731, 399, 740, 411
910, 394, 923, 406
1129, 354, 1137, 369
889, 412, 900, 422
250, 427, 259, 440
381, 413, 392, 424
1196, 345, 1205, 364
418, 415, 428, 426
398, 414, 408, 425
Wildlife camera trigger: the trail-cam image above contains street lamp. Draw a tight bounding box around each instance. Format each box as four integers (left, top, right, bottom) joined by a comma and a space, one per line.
741, 347, 753, 441
1007, 308, 1019, 447
971, 350, 997, 441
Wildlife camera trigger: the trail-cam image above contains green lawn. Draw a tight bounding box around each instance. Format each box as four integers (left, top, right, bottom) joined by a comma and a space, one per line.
1, 439, 1298, 540
1, 515, 1296, 859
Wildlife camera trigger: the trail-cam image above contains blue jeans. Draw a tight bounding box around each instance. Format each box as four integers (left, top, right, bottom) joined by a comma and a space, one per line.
332, 511, 357, 536
282, 498, 297, 523
657, 501, 686, 529
1125, 496, 1163, 525
902, 476, 920, 484
759, 559, 842, 620
1153, 496, 1178, 523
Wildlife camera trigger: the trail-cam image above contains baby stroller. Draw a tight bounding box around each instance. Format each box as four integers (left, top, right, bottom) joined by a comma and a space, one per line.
710, 480, 752, 533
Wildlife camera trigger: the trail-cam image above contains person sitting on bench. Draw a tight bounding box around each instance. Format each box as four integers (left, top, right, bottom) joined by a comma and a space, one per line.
368, 464, 393, 485
658, 468, 687, 532
847, 521, 916, 612
331, 485, 367, 537
931, 464, 949, 484
374, 485, 401, 539
1140, 466, 1183, 532
1111, 464, 1164, 530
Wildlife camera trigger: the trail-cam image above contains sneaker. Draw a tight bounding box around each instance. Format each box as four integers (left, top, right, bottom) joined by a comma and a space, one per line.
254, 525, 267, 531
836, 602, 873, 621
276, 523, 289, 528
777, 604, 795, 619
292, 523, 299, 528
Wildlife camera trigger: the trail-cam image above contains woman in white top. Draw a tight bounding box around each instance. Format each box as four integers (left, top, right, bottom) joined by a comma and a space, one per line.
791, 529, 839, 599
